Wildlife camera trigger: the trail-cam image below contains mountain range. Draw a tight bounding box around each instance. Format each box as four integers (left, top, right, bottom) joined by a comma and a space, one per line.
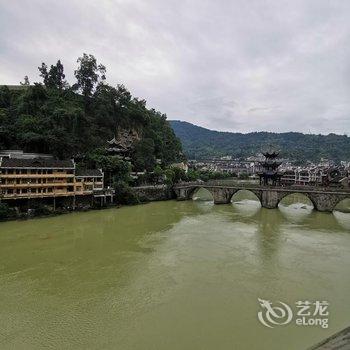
170, 120, 350, 163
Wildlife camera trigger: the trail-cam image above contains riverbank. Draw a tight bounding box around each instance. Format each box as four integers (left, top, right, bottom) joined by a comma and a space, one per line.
0, 185, 175, 222
2, 185, 350, 223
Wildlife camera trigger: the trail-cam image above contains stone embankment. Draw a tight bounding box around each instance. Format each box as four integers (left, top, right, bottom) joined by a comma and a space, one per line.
132, 185, 174, 202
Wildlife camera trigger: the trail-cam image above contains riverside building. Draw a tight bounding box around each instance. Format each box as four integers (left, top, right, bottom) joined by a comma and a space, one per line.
0, 150, 113, 207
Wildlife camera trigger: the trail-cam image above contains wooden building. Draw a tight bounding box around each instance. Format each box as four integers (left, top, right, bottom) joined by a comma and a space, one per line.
0, 157, 77, 199
0, 152, 113, 205
75, 169, 104, 194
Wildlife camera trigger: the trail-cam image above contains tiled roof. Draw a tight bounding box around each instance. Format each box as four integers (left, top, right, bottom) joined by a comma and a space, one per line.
76, 169, 103, 177
0, 157, 74, 169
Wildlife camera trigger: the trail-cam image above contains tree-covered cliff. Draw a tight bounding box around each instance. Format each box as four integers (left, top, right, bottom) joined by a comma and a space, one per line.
0, 54, 183, 171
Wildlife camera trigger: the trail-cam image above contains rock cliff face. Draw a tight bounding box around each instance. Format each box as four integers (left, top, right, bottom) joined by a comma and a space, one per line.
116, 129, 141, 151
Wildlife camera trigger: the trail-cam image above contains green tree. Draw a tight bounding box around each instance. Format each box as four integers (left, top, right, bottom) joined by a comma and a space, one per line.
133, 138, 156, 171
0, 203, 16, 220
114, 181, 139, 205
1, 54, 184, 171
74, 53, 106, 101
38, 60, 67, 89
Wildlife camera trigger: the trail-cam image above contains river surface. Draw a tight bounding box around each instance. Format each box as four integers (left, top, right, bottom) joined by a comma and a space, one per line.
0, 192, 350, 350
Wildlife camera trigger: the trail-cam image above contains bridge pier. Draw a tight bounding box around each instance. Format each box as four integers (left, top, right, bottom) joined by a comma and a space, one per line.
175, 187, 193, 201
261, 190, 279, 209
211, 188, 235, 204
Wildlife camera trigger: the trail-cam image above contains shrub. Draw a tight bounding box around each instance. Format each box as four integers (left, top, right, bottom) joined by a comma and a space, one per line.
0, 203, 16, 220
114, 181, 140, 205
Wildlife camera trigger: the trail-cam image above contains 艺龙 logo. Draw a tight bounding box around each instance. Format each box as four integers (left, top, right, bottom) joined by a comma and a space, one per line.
257, 298, 329, 329
257, 298, 293, 328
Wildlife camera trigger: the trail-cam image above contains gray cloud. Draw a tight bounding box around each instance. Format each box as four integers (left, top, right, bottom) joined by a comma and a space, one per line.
1, 0, 350, 134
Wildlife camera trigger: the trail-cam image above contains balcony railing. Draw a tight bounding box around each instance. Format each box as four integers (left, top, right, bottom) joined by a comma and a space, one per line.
0, 182, 71, 188
2, 192, 74, 199
1, 189, 93, 199
0, 173, 74, 179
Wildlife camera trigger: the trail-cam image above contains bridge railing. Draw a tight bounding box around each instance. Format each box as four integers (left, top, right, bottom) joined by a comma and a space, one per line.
174, 180, 350, 192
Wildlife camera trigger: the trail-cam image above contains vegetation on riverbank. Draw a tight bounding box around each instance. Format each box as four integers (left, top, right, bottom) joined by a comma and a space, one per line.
0, 54, 183, 167
0, 203, 16, 221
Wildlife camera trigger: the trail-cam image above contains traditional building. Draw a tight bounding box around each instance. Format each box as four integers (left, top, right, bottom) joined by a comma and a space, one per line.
281, 169, 297, 185
75, 168, 113, 205
106, 137, 129, 158
75, 169, 104, 194
106, 130, 139, 160
258, 151, 283, 186
0, 157, 76, 199
0, 151, 112, 205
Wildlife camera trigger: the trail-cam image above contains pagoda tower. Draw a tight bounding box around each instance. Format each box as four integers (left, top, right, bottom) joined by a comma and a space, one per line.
258, 149, 283, 186
106, 136, 130, 160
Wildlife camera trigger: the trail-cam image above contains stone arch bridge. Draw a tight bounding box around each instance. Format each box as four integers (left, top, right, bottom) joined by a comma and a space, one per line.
173, 182, 350, 212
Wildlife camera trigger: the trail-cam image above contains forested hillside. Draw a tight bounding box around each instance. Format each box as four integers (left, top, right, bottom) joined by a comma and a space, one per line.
0, 54, 183, 171
170, 120, 350, 162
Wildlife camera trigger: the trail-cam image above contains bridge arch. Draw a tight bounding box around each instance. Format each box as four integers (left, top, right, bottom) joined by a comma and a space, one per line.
333, 197, 350, 213
174, 183, 350, 212
278, 192, 315, 209
188, 187, 214, 201
230, 189, 262, 206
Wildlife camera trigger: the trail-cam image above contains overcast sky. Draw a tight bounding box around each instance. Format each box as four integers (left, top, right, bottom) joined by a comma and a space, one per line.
1, 0, 350, 134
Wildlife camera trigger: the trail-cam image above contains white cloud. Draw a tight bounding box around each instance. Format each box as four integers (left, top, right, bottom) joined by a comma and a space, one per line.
1, 0, 350, 134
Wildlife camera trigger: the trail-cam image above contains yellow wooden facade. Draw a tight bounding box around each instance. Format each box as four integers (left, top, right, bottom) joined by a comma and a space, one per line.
0, 158, 104, 200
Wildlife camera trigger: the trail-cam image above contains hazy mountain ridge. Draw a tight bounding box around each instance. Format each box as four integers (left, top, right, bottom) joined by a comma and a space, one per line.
170, 120, 350, 162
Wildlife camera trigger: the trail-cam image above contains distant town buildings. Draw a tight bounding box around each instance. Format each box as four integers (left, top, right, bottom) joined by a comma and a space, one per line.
188, 153, 349, 187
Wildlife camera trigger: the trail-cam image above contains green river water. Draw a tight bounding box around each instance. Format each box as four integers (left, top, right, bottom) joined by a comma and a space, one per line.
0, 190, 350, 350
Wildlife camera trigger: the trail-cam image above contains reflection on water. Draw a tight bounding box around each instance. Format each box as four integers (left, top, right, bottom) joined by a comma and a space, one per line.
334, 198, 350, 213
231, 189, 261, 203
0, 196, 349, 350
192, 187, 213, 201
232, 200, 260, 218
333, 211, 350, 230
279, 204, 313, 224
